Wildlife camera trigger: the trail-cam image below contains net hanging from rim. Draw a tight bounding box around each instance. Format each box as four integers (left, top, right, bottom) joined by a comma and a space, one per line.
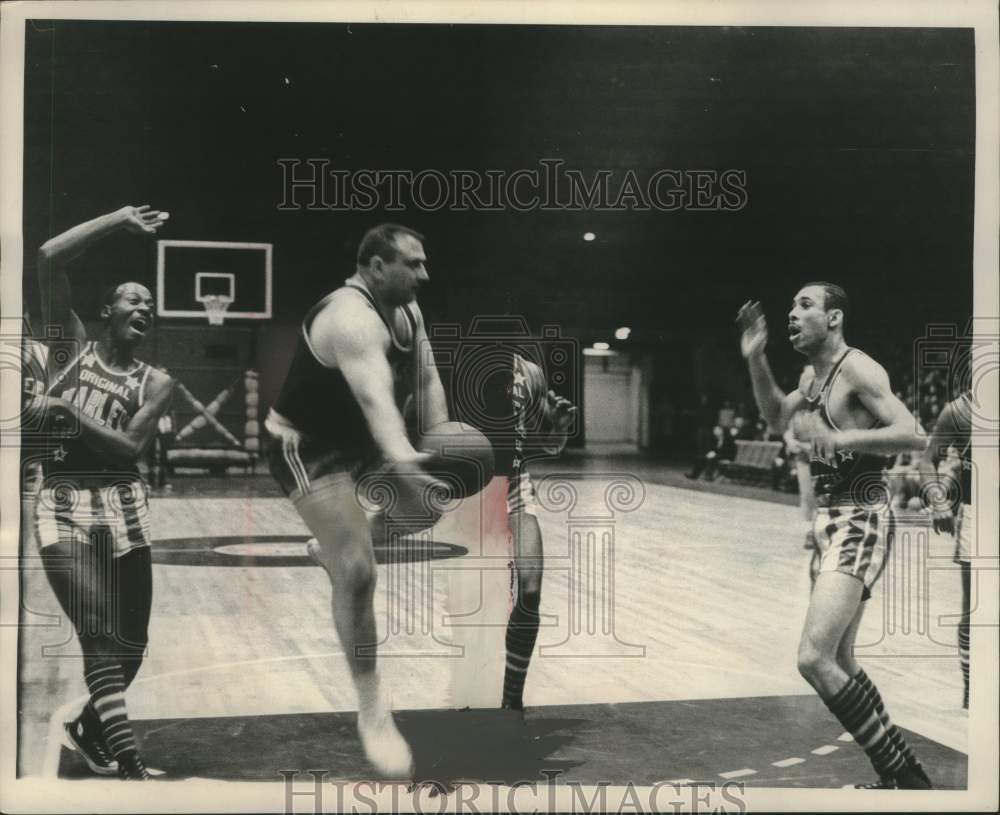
200, 294, 233, 326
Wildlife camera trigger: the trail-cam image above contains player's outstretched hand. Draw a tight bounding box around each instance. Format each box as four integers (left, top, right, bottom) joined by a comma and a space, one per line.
392, 451, 451, 499
546, 390, 578, 434
930, 509, 956, 536
120, 205, 169, 235
736, 300, 768, 358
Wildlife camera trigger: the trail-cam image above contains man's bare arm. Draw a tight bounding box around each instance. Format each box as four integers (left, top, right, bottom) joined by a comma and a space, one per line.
540, 389, 577, 455
38, 206, 167, 368
411, 306, 449, 430
43, 370, 176, 465
835, 355, 926, 456
921, 400, 967, 470
313, 303, 419, 463
917, 397, 970, 532
737, 301, 802, 433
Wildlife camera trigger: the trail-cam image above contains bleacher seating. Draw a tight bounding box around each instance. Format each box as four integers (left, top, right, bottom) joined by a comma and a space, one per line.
719, 440, 782, 485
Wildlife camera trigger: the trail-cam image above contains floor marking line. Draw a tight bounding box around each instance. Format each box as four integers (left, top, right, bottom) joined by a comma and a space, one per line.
837, 732, 854, 742
771, 757, 805, 767
811, 745, 839, 756
719, 768, 757, 779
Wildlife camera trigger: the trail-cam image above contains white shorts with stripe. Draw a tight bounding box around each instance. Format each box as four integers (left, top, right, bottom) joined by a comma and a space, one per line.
813, 505, 892, 600
954, 502, 974, 563
34, 479, 152, 559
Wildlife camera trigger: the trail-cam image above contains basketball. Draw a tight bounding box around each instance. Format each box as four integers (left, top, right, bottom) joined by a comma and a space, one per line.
416, 421, 495, 500
362, 422, 494, 536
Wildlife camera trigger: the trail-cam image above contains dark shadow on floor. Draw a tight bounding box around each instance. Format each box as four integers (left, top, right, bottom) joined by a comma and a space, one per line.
151, 535, 468, 567
57, 696, 966, 789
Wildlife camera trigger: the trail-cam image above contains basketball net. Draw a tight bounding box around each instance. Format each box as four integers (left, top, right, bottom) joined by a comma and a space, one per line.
200, 294, 233, 326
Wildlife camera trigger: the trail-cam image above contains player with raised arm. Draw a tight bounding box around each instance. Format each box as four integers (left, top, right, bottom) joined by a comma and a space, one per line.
736, 283, 932, 789
31, 205, 176, 780
265, 224, 448, 778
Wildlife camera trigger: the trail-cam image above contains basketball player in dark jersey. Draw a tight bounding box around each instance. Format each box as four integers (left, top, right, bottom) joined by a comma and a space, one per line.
29, 205, 176, 779
266, 224, 448, 778
498, 351, 576, 712
920, 389, 974, 709
737, 283, 932, 789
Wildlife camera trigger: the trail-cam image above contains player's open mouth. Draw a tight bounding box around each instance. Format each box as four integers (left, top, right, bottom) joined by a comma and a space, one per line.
131, 317, 150, 334
788, 324, 801, 339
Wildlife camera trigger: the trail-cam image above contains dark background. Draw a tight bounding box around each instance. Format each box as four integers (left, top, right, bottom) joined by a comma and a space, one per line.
22, 21, 975, 448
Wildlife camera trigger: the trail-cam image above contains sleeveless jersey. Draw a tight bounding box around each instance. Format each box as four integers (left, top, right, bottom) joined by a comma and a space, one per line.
44, 341, 153, 481
802, 348, 891, 504
509, 353, 554, 477
272, 283, 417, 450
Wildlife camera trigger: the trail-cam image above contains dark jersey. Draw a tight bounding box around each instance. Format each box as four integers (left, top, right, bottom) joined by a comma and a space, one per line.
44, 341, 153, 481
272, 283, 418, 451
803, 348, 892, 504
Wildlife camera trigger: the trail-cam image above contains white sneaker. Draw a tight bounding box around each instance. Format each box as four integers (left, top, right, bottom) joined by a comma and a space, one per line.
357, 696, 413, 779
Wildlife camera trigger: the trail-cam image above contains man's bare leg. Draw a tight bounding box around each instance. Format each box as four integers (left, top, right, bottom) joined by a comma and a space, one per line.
798, 572, 927, 787
502, 511, 544, 711
297, 478, 412, 778
836, 593, 931, 785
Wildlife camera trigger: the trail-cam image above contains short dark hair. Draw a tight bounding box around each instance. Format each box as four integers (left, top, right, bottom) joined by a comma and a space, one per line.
101, 282, 151, 314
356, 224, 424, 267
102, 283, 126, 308
803, 281, 849, 321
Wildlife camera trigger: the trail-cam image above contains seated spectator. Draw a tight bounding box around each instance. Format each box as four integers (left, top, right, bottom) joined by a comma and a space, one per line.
685, 391, 716, 469
733, 416, 755, 441
686, 425, 727, 481
717, 400, 735, 429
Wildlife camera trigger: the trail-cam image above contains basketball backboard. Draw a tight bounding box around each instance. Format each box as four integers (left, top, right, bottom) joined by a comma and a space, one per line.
156, 240, 272, 322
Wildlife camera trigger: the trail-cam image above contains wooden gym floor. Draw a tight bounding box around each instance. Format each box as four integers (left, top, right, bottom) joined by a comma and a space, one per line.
16, 456, 970, 787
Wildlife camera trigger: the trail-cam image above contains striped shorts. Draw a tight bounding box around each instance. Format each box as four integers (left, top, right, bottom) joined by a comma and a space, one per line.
34, 479, 152, 559
813, 505, 893, 600
506, 469, 537, 516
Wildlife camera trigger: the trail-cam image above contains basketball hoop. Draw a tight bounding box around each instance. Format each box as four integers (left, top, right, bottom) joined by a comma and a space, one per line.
199, 294, 233, 326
